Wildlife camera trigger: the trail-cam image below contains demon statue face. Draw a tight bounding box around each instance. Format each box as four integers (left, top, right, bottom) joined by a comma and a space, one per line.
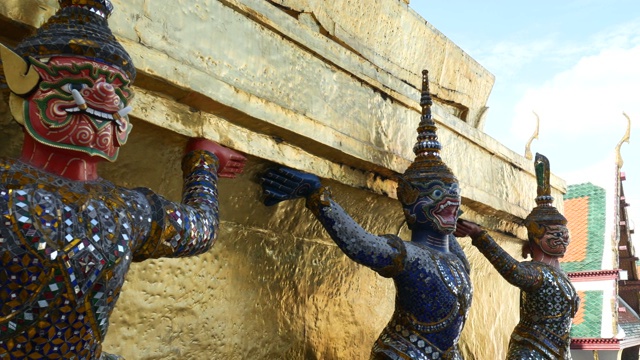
19, 56, 133, 160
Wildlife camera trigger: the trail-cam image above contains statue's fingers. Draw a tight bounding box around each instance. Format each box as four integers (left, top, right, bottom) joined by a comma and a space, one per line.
269, 173, 287, 183
223, 163, 245, 173
229, 165, 244, 172
266, 168, 294, 182
263, 189, 287, 199
229, 154, 247, 162
265, 171, 288, 183
261, 170, 281, 183
277, 167, 303, 182
225, 159, 245, 168
262, 178, 294, 192
218, 163, 245, 178
260, 177, 280, 188
282, 178, 302, 188
218, 170, 240, 179
264, 173, 300, 190
263, 189, 289, 206
454, 225, 469, 236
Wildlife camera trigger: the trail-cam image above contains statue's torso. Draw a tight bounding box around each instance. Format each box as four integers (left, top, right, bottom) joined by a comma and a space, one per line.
372, 241, 472, 360
509, 262, 579, 360
0, 158, 151, 359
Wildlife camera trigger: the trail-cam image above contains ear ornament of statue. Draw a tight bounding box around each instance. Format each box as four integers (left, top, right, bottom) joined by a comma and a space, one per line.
0, 44, 40, 96
397, 177, 420, 205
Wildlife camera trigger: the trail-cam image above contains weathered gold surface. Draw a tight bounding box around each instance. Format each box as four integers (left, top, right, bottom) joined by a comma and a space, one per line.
267, 0, 491, 125
0, 1, 565, 359
0, 118, 530, 360
96, 121, 400, 359
98, 124, 523, 359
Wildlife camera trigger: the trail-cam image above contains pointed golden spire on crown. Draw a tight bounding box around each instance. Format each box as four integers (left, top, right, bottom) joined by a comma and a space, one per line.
397, 70, 457, 205
412, 70, 443, 161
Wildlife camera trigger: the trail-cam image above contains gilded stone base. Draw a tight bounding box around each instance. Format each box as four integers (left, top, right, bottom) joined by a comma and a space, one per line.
0, 0, 563, 358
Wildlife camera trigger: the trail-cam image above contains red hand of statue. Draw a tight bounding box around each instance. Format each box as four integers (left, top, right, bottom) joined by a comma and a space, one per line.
186, 138, 247, 178
454, 219, 484, 238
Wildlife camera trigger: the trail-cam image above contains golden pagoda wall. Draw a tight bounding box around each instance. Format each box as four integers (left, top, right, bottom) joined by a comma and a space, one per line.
0, 0, 566, 358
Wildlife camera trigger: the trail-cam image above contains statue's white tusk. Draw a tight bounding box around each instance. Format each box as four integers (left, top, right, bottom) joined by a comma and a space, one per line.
71, 89, 88, 110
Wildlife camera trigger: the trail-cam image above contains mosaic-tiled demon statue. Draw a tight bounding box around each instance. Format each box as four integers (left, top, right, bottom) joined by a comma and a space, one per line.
262, 71, 472, 360
455, 153, 579, 359
0, 1, 246, 359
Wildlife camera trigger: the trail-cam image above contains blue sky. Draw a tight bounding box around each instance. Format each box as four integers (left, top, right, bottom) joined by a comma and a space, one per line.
412, 1, 640, 230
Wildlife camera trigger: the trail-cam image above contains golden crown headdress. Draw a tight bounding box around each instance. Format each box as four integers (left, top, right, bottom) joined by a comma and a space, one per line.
524, 153, 567, 239
14, 0, 135, 80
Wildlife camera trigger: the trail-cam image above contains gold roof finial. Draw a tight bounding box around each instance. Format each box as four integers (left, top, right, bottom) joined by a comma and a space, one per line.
524, 111, 540, 160
615, 112, 631, 168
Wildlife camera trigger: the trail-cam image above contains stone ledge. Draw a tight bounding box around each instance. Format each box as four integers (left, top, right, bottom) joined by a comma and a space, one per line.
129, 87, 564, 232
0, 0, 565, 232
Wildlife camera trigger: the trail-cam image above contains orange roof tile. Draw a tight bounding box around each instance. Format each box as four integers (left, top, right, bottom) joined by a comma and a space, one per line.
563, 197, 590, 263
573, 291, 587, 326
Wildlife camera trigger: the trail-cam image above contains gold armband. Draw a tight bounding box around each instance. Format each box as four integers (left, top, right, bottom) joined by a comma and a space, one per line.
305, 186, 332, 216
182, 149, 220, 175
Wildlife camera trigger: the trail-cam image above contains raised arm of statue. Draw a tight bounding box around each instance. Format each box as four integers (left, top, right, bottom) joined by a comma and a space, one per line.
262, 167, 406, 276
133, 138, 245, 260
455, 219, 542, 292
456, 153, 579, 359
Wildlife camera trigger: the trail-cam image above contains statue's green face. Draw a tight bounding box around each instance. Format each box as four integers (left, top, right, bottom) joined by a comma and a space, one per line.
25, 56, 133, 161
536, 224, 570, 257
402, 180, 460, 234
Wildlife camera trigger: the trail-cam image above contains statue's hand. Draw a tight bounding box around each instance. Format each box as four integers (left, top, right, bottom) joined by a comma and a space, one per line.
186, 138, 247, 178
261, 167, 322, 206
454, 219, 484, 239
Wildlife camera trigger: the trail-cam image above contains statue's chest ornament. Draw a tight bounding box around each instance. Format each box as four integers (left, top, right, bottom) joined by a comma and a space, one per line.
429, 251, 472, 312
8, 187, 128, 306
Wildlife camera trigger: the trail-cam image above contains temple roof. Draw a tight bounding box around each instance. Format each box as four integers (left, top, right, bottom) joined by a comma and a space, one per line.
570, 289, 603, 339
564, 174, 640, 350
619, 297, 640, 342
561, 183, 607, 272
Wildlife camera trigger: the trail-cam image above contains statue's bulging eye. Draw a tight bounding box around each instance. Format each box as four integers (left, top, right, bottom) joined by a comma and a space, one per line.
61, 83, 89, 93
432, 189, 443, 198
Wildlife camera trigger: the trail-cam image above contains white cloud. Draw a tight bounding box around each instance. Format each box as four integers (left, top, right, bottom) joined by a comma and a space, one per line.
475, 18, 640, 82
508, 43, 640, 232
562, 154, 618, 190
592, 20, 640, 51
478, 38, 556, 77
510, 45, 640, 142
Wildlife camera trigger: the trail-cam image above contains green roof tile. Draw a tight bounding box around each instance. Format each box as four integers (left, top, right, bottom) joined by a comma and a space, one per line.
571, 290, 603, 338
562, 183, 606, 272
